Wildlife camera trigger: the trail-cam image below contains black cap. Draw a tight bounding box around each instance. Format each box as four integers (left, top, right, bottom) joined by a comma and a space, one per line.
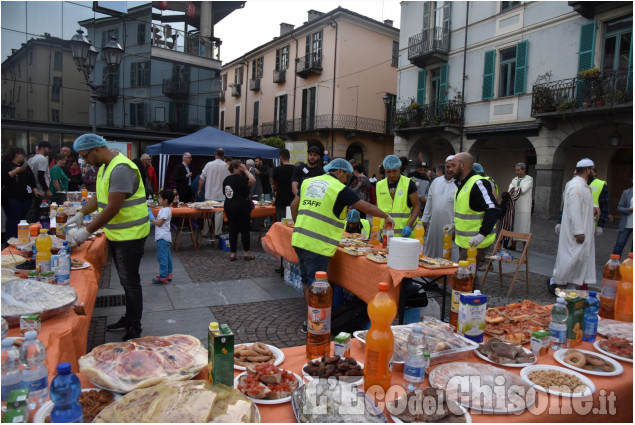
307, 146, 321, 154
416, 161, 427, 168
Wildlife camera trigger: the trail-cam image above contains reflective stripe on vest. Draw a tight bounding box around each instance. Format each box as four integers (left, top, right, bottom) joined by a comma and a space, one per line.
454, 174, 496, 249
291, 174, 346, 257
376, 176, 413, 237
96, 153, 150, 241
589, 179, 606, 226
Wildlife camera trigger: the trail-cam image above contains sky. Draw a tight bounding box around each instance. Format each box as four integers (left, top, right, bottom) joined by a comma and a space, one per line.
214, 0, 402, 63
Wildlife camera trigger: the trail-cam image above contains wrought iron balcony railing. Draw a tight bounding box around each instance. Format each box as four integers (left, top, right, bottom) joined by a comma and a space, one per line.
260, 113, 387, 136
239, 125, 260, 138
273, 68, 286, 83
296, 53, 322, 78
96, 83, 119, 103
531, 69, 633, 116
230, 84, 241, 97
394, 100, 464, 129
249, 78, 261, 91
162, 78, 189, 99
151, 23, 221, 61
408, 26, 450, 68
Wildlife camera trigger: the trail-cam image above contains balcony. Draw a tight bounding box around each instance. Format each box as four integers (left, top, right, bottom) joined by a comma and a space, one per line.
162, 78, 189, 100
568, 1, 627, 19
96, 84, 119, 103
239, 125, 260, 138
296, 53, 322, 78
230, 84, 241, 97
393, 100, 465, 132
273, 68, 286, 83
530, 69, 632, 121
408, 27, 450, 68
261, 114, 387, 136
151, 24, 221, 61
249, 78, 261, 91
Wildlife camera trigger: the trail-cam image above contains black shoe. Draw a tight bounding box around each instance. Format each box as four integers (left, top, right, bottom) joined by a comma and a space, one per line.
123, 326, 142, 341
106, 316, 128, 331
300, 321, 307, 334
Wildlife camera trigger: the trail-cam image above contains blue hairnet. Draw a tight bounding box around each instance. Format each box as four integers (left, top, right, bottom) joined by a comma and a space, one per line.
73, 134, 107, 152
383, 154, 402, 170
473, 163, 484, 173
346, 209, 360, 223
324, 158, 354, 174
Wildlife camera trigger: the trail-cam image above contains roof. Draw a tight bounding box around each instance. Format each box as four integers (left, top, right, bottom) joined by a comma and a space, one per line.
2, 35, 70, 65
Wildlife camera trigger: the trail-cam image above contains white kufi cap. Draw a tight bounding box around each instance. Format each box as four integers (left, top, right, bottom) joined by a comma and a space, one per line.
576, 158, 594, 167
446, 155, 454, 162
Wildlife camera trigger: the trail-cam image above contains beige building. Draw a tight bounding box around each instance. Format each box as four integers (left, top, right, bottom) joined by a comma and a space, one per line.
220, 8, 399, 175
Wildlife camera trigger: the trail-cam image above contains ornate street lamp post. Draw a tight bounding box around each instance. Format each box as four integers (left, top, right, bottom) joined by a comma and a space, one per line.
383, 93, 392, 135
70, 30, 124, 133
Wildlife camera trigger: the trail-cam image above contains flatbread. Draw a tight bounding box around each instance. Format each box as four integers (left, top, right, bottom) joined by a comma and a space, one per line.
1, 254, 26, 267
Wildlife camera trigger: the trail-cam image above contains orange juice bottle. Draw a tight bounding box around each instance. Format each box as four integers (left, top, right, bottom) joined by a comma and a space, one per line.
35, 229, 52, 273
364, 282, 396, 392
81, 185, 88, 200
614, 253, 633, 322
55, 207, 67, 240
306, 271, 333, 359
467, 246, 477, 277
443, 230, 452, 260
450, 261, 472, 330
599, 254, 621, 319
370, 217, 381, 246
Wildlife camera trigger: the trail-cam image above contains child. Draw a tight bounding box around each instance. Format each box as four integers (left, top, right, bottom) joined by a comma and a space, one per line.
151, 189, 174, 284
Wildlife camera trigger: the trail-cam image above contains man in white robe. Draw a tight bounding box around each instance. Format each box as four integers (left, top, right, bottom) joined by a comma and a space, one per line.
508, 162, 533, 250
422, 156, 459, 261
550, 159, 597, 293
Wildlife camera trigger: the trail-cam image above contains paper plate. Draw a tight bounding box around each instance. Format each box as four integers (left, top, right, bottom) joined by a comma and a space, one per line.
33, 388, 121, 422
593, 339, 633, 363
71, 261, 91, 270
520, 364, 595, 398
474, 346, 537, 367
234, 343, 285, 370
301, 361, 364, 386
234, 371, 303, 404
554, 348, 623, 376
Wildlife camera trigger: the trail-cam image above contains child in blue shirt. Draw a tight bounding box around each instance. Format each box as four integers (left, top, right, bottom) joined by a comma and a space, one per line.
151, 189, 174, 284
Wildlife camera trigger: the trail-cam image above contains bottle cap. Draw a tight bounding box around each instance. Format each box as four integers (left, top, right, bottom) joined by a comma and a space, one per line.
474, 290, 481, 295
39, 229, 47, 234
378, 282, 389, 291
556, 297, 565, 304
19, 220, 28, 224
59, 207, 65, 211
610, 254, 620, 260
629, 253, 633, 259
24, 330, 37, 340
315, 271, 327, 279
209, 322, 219, 331
589, 291, 597, 297
458, 260, 469, 267
56, 362, 71, 374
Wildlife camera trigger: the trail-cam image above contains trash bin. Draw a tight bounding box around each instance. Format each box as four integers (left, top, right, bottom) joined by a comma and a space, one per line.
218, 234, 231, 251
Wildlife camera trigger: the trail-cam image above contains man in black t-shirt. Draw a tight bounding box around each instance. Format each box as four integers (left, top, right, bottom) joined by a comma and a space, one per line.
272, 149, 296, 222
291, 145, 324, 196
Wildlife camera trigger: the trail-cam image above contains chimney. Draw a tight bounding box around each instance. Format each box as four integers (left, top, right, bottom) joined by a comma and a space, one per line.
384, 19, 393, 27
280, 23, 294, 36
307, 10, 324, 22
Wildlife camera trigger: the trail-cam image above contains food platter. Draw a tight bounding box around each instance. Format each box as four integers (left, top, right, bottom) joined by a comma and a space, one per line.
234, 371, 303, 404
71, 261, 91, 270
234, 342, 285, 370
418, 257, 458, 269
1, 279, 78, 326
33, 388, 121, 423
301, 360, 364, 386
593, 339, 633, 363
474, 345, 537, 367
596, 319, 633, 341
520, 365, 595, 398
390, 403, 471, 423
553, 349, 623, 376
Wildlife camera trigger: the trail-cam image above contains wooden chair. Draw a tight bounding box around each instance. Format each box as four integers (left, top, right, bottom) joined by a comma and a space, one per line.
480, 230, 532, 297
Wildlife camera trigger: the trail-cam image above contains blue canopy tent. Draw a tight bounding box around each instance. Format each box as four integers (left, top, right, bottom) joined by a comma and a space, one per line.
145, 126, 280, 189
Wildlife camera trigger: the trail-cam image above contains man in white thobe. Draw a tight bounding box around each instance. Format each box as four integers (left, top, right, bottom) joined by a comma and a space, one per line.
422, 156, 459, 261
508, 162, 533, 250
550, 158, 597, 294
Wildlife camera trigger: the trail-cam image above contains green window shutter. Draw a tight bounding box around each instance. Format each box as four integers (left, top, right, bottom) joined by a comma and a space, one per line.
439, 63, 449, 103
577, 22, 597, 72
482, 50, 496, 100
129, 103, 136, 126
416, 70, 427, 105
514, 40, 528, 94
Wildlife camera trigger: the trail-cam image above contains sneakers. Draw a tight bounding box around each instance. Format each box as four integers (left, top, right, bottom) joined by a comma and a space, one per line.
167, 273, 173, 281
152, 276, 168, 284
123, 326, 142, 341
300, 321, 307, 334
106, 316, 128, 331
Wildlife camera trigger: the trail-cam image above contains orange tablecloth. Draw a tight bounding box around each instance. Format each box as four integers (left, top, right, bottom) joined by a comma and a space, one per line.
262, 222, 456, 304
4, 235, 108, 377
150, 205, 276, 220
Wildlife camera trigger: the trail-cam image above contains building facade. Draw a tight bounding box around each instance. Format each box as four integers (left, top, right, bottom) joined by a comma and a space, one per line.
220, 8, 399, 175
396, 1, 632, 217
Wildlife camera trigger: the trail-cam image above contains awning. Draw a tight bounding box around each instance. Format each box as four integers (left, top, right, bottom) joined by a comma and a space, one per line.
465, 122, 541, 140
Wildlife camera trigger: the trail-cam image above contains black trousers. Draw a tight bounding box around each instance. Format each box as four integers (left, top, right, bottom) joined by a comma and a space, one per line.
226, 207, 251, 253
109, 236, 147, 328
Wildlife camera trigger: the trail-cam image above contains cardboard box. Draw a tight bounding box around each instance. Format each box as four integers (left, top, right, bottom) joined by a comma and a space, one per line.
565, 296, 585, 347
209, 324, 234, 386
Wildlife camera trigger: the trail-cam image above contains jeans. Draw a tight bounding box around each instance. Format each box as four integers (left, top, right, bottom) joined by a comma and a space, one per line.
109, 237, 147, 328
613, 227, 633, 257
2, 198, 32, 239
275, 206, 287, 223
294, 247, 330, 289
156, 239, 172, 278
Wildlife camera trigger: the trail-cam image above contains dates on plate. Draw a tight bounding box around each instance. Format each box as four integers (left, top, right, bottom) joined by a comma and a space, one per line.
303, 356, 363, 379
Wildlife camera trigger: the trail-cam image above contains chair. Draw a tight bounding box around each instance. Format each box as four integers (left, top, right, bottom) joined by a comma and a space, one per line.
480, 230, 532, 297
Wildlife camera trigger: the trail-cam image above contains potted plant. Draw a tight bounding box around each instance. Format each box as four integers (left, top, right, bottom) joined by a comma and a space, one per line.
533, 85, 556, 112
577, 67, 602, 80
556, 100, 576, 111
395, 117, 406, 128
420, 119, 429, 127
408, 100, 420, 110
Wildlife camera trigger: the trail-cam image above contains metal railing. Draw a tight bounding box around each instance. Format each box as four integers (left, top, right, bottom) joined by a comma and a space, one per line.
249, 78, 260, 91
273, 68, 286, 83
531, 69, 633, 115
239, 125, 260, 138
408, 27, 450, 60
162, 78, 189, 98
96, 83, 119, 102
260, 113, 387, 136
230, 84, 241, 97
296, 53, 322, 74
394, 100, 464, 129
151, 23, 221, 60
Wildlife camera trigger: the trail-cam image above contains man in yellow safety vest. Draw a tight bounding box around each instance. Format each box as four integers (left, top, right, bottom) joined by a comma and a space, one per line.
64, 134, 150, 341
589, 166, 611, 236
376, 155, 421, 237
344, 209, 370, 238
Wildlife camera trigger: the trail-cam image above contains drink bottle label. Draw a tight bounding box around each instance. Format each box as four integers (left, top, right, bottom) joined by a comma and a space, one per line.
23, 376, 48, 392
583, 321, 597, 336
404, 364, 425, 382
602, 279, 618, 298
307, 307, 331, 334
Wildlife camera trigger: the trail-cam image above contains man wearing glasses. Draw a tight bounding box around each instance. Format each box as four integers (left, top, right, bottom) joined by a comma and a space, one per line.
175, 152, 193, 203
64, 134, 150, 341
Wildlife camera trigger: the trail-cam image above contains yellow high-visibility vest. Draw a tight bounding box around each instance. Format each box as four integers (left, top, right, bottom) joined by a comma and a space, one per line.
454, 174, 496, 249
376, 175, 413, 237
589, 178, 606, 226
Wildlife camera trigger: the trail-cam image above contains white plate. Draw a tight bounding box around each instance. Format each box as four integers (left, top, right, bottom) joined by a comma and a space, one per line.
71, 261, 90, 270
301, 361, 364, 386
33, 388, 121, 422
234, 371, 303, 404
474, 346, 537, 367
390, 404, 472, 423
554, 348, 624, 376
593, 339, 634, 363
234, 342, 285, 370
520, 365, 595, 398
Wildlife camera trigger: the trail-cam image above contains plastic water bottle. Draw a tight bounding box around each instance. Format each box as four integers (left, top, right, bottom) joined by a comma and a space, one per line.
19, 330, 48, 410
583, 291, 600, 342
50, 362, 83, 423
55, 242, 71, 285
548, 298, 568, 351
403, 324, 426, 391
1, 339, 22, 403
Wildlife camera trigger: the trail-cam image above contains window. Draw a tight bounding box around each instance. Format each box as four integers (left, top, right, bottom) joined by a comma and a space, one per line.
274, 95, 287, 133
601, 15, 632, 74
234, 66, 244, 85
205, 98, 219, 126
499, 47, 516, 97
417, 70, 427, 105
51, 109, 60, 122
106, 104, 114, 126
221, 74, 227, 90
130, 61, 150, 87
301, 87, 316, 130
482, 40, 527, 100
137, 24, 146, 45
234, 105, 240, 134
276, 45, 289, 70
129, 102, 145, 126
251, 57, 263, 79
101, 28, 119, 47
423, 2, 451, 33
52, 77, 62, 101
501, 1, 521, 12
392, 41, 399, 67
305, 30, 322, 66
53, 51, 62, 71
253, 101, 259, 128
220, 110, 225, 131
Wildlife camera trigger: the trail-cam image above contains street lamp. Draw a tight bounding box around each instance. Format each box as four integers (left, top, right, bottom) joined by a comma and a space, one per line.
383, 93, 392, 134
70, 29, 124, 133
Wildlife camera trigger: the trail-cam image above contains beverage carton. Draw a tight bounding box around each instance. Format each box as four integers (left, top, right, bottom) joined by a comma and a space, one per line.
457, 290, 488, 342
564, 295, 585, 347
210, 324, 234, 386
